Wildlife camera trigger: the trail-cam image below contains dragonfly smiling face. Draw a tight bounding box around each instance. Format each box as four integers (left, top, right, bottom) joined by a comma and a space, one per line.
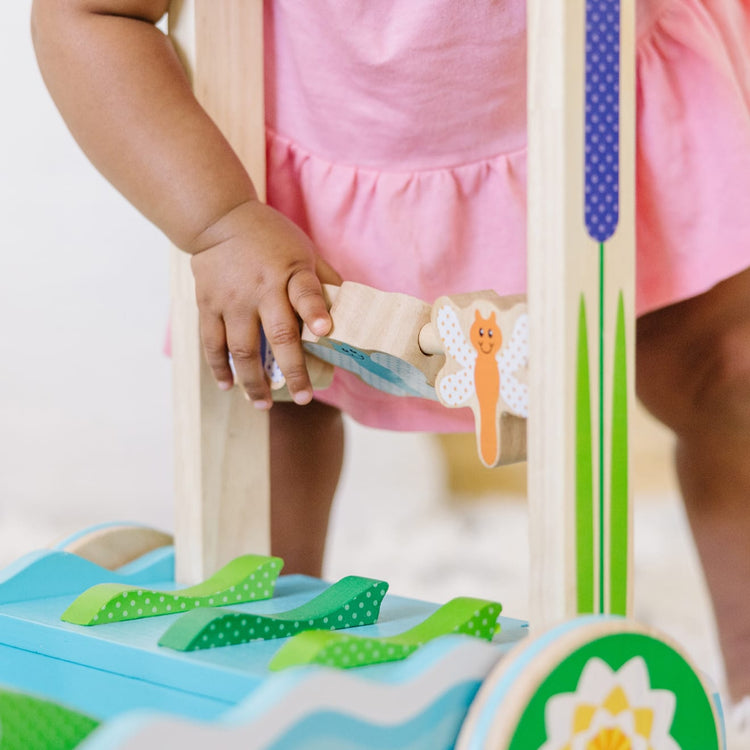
470, 310, 502, 356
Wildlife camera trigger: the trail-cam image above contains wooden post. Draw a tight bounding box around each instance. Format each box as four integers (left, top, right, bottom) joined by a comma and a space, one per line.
167, 0, 270, 584
527, 0, 636, 626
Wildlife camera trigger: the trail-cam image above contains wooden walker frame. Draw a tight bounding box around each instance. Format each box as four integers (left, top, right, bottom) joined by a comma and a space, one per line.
0, 2, 727, 748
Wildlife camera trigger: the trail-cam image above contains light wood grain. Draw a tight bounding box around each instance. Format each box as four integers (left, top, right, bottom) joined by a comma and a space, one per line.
527, 0, 635, 626
456, 619, 720, 749
302, 282, 445, 399
431, 293, 528, 467
168, 0, 270, 584
61, 526, 173, 571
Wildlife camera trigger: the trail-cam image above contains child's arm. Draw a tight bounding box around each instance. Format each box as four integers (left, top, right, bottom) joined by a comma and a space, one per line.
31, 0, 337, 408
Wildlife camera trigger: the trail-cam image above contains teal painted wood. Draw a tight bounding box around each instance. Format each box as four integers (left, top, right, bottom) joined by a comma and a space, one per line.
0, 549, 174, 605
0, 553, 526, 727
4, 615, 721, 750
0, 645, 231, 722
262, 687, 476, 750
0, 543, 532, 750
76, 635, 524, 750
461, 616, 616, 750
0, 576, 336, 713
302, 342, 438, 400
50, 522, 166, 553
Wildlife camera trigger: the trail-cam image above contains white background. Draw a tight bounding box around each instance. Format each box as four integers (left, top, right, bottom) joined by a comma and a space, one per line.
0, 1, 468, 601
1, 2, 173, 539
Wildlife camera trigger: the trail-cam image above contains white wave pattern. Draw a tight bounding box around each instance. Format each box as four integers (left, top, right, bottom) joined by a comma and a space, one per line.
80, 639, 502, 750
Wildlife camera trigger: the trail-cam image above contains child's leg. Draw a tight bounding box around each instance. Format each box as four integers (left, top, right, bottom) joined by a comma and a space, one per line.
269, 399, 344, 577
636, 266, 750, 701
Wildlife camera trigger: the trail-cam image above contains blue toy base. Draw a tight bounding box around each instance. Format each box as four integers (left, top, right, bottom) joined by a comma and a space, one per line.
0, 534, 724, 750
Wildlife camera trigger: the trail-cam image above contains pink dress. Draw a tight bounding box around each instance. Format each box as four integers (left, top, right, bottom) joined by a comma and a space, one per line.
263, 0, 750, 432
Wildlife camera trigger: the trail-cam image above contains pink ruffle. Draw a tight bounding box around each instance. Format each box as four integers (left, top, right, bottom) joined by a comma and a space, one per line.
635, 0, 750, 315
263, 0, 750, 432
266, 129, 526, 431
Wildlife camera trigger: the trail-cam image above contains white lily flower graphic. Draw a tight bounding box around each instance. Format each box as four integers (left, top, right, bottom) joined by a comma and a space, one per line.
540, 656, 680, 750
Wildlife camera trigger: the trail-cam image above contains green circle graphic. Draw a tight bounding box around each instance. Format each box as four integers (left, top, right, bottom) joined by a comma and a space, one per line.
508, 633, 719, 750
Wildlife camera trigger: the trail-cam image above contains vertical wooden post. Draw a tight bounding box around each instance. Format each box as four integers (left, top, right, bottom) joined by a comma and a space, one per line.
167, 0, 270, 584
527, 0, 636, 626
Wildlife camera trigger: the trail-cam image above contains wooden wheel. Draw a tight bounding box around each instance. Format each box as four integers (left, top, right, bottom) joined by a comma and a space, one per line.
56, 523, 173, 570
457, 617, 723, 750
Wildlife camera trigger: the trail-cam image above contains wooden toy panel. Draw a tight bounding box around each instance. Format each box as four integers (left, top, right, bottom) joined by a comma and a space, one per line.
300, 283, 529, 467
432, 292, 528, 467
57, 525, 173, 571
0, 602, 722, 750
457, 618, 723, 750
527, 0, 636, 626
0, 545, 527, 750
301, 282, 445, 399
64, 636, 512, 750
168, 0, 270, 585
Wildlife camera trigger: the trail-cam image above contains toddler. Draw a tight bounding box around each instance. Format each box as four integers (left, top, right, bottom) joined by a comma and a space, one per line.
31, 0, 750, 704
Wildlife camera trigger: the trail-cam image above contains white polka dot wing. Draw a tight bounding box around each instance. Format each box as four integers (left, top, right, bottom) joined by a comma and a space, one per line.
434, 300, 529, 420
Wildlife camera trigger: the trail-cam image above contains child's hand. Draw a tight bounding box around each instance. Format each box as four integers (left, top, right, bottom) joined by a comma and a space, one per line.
189, 200, 340, 408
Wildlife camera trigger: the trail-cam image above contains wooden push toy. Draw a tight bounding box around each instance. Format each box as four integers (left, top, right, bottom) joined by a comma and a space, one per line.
0, 1, 726, 749
296, 284, 529, 467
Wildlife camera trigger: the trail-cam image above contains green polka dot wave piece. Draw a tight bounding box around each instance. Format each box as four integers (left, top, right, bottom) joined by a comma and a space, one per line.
60, 554, 283, 626
0, 688, 99, 750
269, 597, 502, 671
158, 576, 388, 651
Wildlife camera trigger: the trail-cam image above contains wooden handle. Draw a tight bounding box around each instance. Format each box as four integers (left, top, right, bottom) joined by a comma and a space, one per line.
168, 0, 271, 584
418, 322, 443, 356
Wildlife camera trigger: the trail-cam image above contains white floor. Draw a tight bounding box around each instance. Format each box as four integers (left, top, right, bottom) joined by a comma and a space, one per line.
0, 2, 743, 747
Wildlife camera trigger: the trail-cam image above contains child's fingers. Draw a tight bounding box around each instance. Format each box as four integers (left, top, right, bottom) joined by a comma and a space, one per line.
314, 256, 343, 287
224, 315, 271, 408
258, 294, 313, 405
287, 267, 332, 337
199, 314, 235, 391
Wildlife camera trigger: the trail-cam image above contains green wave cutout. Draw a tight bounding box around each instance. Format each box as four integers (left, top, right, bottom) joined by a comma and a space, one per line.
158, 576, 388, 651
0, 688, 99, 750
61, 554, 283, 626
269, 597, 502, 671
609, 291, 629, 615
576, 295, 595, 614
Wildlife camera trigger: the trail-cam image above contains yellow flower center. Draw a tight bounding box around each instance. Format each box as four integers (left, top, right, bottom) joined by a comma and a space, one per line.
586, 727, 633, 750
571, 687, 655, 741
